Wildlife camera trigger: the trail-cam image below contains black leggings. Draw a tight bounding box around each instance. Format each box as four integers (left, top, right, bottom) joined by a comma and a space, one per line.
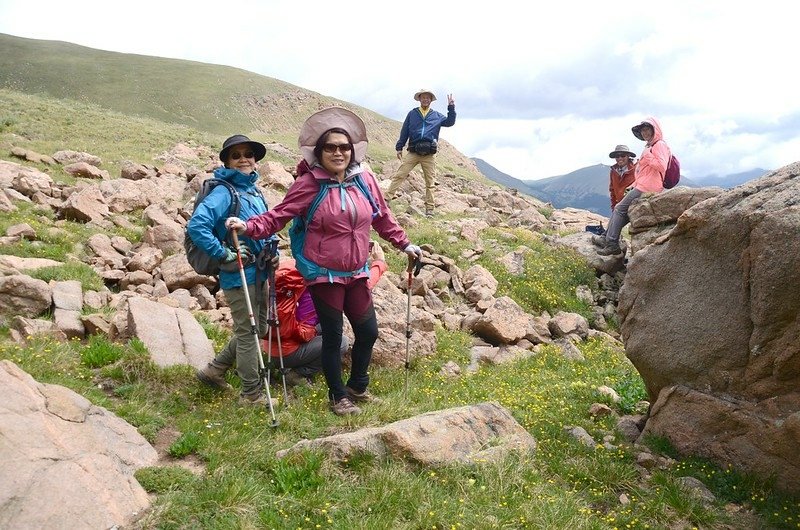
309, 279, 378, 401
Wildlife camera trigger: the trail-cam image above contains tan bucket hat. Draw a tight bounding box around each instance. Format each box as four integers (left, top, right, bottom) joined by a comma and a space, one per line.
298, 107, 368, 166
608, 144, 636, 158
413, 89, 437, 102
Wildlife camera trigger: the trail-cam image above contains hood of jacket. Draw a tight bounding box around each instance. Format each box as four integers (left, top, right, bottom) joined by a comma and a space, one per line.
213, 166, 259, 190
638, 116, 664, 147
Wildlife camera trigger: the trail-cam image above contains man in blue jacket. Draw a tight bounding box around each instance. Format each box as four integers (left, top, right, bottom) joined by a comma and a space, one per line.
387, 89, 456, 217
189, 134, 277, 406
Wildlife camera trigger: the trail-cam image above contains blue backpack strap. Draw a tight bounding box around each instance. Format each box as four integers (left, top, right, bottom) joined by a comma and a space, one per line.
354, 173, 380, 219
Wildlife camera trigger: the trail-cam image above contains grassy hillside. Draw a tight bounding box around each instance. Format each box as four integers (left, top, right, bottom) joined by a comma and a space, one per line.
0, 33, 477, 178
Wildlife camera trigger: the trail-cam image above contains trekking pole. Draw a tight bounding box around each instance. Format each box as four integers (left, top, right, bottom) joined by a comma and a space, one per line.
232, 232, 278, 427
264, 240, 289, 405
403, 256, 423, 399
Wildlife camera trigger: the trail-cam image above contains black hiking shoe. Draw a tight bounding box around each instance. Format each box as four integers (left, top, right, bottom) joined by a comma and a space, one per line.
597, 242, 623, 256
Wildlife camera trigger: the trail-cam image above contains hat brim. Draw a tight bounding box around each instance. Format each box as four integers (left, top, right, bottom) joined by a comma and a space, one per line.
219, 140, 267, 163
299, 107, 368, 166
609, 151, 636, 159
414, 91, 437, 102
631, 123, 651, 141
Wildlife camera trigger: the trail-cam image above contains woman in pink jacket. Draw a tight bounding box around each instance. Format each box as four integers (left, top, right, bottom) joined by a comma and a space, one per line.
595, 116, 671, 255
226, 108, 421, 416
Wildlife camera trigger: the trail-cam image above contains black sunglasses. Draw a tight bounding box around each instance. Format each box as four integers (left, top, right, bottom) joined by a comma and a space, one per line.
321, 143, 352, 154
230, 151, 255, 160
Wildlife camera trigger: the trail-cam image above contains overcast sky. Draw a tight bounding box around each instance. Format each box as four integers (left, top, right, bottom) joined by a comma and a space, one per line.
1, 0, 798, 180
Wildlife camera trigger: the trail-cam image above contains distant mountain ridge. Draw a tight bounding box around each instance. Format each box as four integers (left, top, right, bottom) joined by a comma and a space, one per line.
473, 158, 770, 217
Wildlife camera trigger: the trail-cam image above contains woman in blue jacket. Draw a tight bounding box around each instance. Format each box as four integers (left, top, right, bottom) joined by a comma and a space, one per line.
189, 134, 275, 406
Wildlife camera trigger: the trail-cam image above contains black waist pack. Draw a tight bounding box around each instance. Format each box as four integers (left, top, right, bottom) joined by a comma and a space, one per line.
412, 140, 437, 155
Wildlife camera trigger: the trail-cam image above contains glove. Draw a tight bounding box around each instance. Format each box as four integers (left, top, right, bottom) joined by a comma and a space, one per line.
225, 217, 247, 234
403, 244, 422, 259
219, 246, 254, 272
404, 244, 422, 270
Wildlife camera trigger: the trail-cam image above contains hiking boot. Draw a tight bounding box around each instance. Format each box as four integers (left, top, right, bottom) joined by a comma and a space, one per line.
597, 242, 623, 256
196, 362, 232, 391
425, 208, 434, 218
238, 390, 278, 408
591, 234, 607, 247
283, 369, 313, 387
329, 396, 361, 416
345, 386, 382, 404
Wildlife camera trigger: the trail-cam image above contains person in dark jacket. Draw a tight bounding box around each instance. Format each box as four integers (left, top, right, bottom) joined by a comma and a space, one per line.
190, 134, 277, 406
387, 89, 456, 217
226, 107, 422, 416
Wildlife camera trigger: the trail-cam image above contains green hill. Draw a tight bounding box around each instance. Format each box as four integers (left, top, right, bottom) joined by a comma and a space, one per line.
0, 32, 476, 176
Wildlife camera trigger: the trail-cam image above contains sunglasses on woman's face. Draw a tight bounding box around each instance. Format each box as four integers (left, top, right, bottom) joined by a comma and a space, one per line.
230, 151, 255, 160
321, 143, 352, 154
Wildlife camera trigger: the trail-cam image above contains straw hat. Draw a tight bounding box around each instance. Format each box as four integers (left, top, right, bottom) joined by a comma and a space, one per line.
298, 107, 368, 166
413, 89, 437, 102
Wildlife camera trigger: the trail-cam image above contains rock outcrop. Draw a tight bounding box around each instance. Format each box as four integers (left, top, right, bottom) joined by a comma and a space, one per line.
0, 360, 157, 529
618, 165, 800, 492
276, 401, 536, 465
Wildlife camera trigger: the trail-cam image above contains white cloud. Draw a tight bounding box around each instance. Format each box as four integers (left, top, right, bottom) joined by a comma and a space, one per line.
1, 0, 798, 180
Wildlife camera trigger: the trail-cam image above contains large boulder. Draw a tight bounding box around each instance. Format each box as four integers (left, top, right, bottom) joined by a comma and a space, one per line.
126, 296, 215, 370
618, 164, 800, 493
0, 360, 157, 528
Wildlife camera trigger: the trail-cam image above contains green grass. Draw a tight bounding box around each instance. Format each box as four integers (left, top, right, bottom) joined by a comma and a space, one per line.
3, 328, 798, 529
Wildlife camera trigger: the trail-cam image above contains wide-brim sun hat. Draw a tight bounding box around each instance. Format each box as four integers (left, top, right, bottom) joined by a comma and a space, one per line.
631, 121, 653, 141
608, 144, 636, 158
298, 107, 368, 166
414, 89, 437, 102
219, 134, 267, 162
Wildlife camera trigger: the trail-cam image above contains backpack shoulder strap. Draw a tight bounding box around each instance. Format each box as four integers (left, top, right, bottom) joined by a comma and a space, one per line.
304, 180, 333, 225
354, 173, 380, 218
205, 179, 241, 218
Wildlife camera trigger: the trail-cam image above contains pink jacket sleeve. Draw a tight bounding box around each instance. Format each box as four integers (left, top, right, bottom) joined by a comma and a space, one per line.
244, 173, 320, 239
367, 260, 388, 289
362, 171, 411, 251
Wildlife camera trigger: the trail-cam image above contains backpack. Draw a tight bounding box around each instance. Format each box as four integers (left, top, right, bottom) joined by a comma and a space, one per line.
184, 179, 241, 276
655, 140, 680, 189
663, 154, 681, 189
289, 173, 380, 281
